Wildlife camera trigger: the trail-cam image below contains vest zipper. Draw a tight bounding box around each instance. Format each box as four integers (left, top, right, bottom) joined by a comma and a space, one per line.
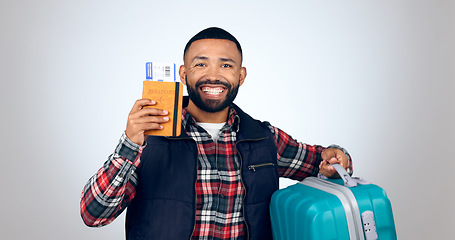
248, 163, 275, 172
235, 137, 268, 240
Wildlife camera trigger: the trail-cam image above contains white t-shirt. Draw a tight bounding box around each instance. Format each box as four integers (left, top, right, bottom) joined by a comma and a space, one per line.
197, 122, 226, 142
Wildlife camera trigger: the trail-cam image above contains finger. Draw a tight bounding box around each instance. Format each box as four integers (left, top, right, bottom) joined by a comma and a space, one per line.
141, 107, 169, 116
319, 160, 331, 175
326, 164, 335, 174
319, 165, 329, 177
319, 159, 328, 168
135, 122, 166, 132
130, 108, 169, 120
327, 157, 341, 165
130, 99, 157, 114
127, 122, 165, 140
323, 149, 348, 169
129, 115, 170, 125
321, 165, 337, 178
334, 151, 349, 169
319, 159, 340, 178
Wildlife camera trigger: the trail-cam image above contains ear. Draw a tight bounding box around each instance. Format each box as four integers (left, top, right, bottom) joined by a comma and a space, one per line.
179, 65, 187, 85
239, 67, 247, 86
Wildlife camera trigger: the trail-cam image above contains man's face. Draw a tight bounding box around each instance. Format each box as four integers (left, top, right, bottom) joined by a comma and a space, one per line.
180, 39, 246, 113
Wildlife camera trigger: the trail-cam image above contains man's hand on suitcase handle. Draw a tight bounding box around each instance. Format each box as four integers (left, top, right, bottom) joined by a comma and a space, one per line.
319, 148, 349, 178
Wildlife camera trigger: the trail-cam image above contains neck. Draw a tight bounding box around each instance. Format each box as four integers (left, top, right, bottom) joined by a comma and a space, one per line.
185, 100, 229, 123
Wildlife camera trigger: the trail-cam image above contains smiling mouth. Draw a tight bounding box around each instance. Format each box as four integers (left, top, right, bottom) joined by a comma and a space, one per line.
201, 86, 226, 95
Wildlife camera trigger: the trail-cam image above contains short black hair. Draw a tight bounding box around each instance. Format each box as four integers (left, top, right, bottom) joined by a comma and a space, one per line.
183, 27, 243, 61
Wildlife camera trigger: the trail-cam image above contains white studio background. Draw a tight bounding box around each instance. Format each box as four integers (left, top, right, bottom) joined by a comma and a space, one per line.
1, 0, 454, 239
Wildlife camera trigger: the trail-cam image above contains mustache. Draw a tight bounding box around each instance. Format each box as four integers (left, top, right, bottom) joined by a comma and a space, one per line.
195, 79, 231, 89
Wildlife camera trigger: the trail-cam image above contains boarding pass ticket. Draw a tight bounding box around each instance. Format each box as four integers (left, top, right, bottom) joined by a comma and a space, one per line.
145, 62, 177, 82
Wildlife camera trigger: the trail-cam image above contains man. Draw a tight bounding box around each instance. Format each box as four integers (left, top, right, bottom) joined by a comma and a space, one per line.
80, 27, 352, 240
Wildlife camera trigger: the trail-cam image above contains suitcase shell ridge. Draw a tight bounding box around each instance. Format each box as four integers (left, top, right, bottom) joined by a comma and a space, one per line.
270, 176, 397, 240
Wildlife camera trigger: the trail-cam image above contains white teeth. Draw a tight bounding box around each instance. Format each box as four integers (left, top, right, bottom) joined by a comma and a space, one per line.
202, 88, 224, 95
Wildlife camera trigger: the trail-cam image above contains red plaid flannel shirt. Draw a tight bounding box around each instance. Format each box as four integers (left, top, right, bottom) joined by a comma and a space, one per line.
80, 107, 352, 239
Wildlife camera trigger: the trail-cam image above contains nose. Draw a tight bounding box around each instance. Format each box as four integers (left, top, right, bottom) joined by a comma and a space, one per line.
205, 66, 221, 81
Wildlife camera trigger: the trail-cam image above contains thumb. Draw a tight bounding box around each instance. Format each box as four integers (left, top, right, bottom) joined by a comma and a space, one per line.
327, 157, 341, 165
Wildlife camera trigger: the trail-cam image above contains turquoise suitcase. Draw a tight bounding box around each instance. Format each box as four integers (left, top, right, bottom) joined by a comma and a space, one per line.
270, 164, 397, 240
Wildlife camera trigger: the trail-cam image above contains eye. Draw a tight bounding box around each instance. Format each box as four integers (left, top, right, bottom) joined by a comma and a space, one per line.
222, 64, 232, 68
195, 63, 205, 67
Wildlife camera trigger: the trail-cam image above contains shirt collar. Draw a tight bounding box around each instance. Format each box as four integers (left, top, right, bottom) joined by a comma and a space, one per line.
182, 106, 240, 133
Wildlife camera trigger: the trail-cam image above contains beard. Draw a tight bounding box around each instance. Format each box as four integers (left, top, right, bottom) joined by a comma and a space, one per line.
186, 77, 240, 113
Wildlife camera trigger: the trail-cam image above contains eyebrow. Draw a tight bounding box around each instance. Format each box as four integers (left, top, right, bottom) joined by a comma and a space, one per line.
191, 56, 237, 64
220, 57, 236, 64
192, 56, 208, 62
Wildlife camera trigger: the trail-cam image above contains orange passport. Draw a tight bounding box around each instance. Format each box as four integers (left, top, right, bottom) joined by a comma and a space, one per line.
142, 81, 183, 136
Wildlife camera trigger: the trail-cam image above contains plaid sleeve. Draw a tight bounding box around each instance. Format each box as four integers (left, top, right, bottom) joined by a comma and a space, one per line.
80, 132, 144, 227
265, 122, 353, 181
